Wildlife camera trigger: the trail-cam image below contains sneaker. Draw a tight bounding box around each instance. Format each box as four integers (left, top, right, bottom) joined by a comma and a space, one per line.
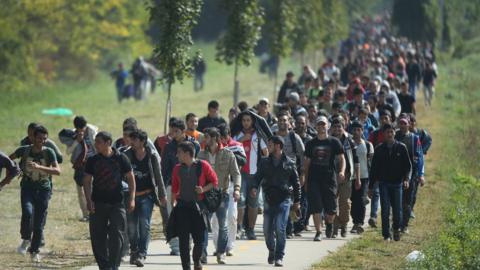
226, 250, 234, 257
236, 229, 245, 240
384, 237, 391, 242
268, 252, 274, 264
393, 230, 401, 241
30, 252, 41, 263
401, 227, 410, 234
169, 250, 180, 256
79, 216, 89, 222
357, 226, 365, 234
216, 254, 226, 264
410, 211, 416, 219
313, 232, 322, 242
17, 240, 30, 255
350, 224, 359, 234
246, 229, 257, 240
134, 256, 145, 267
340, 227, 347, 238
286, 233, 293, 239
294, 232, 302, 237
274, 259, 284, 267
200, 254, 208, 264
325, 223, 334, 238
368, 218, 377, 228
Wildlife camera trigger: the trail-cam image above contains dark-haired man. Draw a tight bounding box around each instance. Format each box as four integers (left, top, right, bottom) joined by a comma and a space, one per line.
21, 122, 63, 164
253, 136, 300, 267
9, 125, 61, 262
124, 129, 167, 266
369, 124, 411, 241
197, 100, 227, 132
83, 131, 135, 270
185, 113, 205, 145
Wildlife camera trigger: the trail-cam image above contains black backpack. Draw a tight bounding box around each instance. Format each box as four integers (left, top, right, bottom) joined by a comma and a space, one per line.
195, 160, 223, 213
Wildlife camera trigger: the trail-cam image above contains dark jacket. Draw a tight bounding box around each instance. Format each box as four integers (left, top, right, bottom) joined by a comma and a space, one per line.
124, 147, 167, 205
277, 81, 300, 104
197, 115, 227, 132
161, 136, 200, 187
254, 153, 301, 204
369, 141, 412, 188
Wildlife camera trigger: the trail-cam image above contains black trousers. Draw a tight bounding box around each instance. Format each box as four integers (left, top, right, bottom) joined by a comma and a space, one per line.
175, 202, 206, 270
89, 202, 126, 270
350, 178, 369, 225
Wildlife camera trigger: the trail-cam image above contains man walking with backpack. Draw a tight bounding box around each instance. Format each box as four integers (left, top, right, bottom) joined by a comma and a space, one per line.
8, 125, 61, 262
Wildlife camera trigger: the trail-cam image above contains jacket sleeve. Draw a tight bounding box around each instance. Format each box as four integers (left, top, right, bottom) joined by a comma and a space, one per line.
203, 161, 218, 187
228, 151, 241, 189
152, 153, 167, 199
401, 144, 412, 181
415, 137, 424, 177
171, 166, 180, 195
253, 159, 265, 189
289, 165, 301, 203
369, 147, 380, 189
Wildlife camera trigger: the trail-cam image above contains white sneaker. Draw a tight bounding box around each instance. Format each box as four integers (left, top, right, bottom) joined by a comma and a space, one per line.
31, 252, 41, 263
17, 240, 30, 255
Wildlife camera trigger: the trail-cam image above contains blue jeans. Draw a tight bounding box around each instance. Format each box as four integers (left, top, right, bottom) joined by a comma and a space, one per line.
370, 182, 380, 219
408, 81, 418, 99
263, 198, 291, 260
203, 194, 229, 255
379, 182, 403, 239
239, 173, 259, 209
20, 188, 51, 254
127, 193, 155, 257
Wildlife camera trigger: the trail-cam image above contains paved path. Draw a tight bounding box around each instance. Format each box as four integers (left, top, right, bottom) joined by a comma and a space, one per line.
82, 213, 367, 270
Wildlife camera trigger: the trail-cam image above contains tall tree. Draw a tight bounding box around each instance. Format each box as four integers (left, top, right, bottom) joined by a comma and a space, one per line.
149, 0, 202, 133
216, 0, 264, 106
320, 0, 349, 52
391, 0, 439, 43
263, 0, 296, 100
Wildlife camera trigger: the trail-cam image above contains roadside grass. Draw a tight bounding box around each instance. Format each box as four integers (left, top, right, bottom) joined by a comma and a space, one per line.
0, 43, 303, 269
312, 54, 480, 270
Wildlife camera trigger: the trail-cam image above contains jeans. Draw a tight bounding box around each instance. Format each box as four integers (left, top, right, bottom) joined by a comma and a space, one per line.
379, 182, 403, 239
205, 193, 229, 255
408, 82, 418, 99
423, 85, 434, 106
263, 198, 291, 260
402, 178, 417, 229
175, 201, 206, 270
350, 178, 369, 225
20, 188, 51, 254
127, 193, 155, 257
370, 182, 380, 219
89, 202, 126, 270
212, 185, 237, 252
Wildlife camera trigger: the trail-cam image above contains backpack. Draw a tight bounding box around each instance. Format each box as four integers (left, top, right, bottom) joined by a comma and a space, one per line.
195, 160, 223, 213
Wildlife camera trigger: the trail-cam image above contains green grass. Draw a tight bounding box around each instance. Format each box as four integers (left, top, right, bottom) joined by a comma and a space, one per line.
0, 43, 305, 269
312, 53, 480, 270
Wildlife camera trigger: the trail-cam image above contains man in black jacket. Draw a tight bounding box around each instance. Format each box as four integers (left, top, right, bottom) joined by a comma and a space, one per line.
253, 136, 300, 267
368, 124, 412, 241
277, 71, 301, 105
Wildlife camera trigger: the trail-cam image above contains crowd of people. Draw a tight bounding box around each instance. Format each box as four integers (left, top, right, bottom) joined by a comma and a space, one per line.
0, 15, 436, 270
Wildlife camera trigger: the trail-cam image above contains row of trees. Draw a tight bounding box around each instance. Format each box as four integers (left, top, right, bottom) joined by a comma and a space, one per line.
149, 0, 354, 127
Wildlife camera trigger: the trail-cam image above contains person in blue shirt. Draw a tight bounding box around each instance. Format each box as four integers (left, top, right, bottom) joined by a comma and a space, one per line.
111, 62, 129, 103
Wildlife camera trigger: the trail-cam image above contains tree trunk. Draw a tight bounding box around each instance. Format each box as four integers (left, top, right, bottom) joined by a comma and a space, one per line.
233, 60, 240, 106
163, 82, 172, 134
272, 60, 279, 104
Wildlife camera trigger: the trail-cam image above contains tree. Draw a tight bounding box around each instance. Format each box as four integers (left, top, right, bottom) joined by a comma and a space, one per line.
391, 0, 439, 43
216, 0, 264, 106
319, 0, 349, 56
263, 0, 296, 100
149, 0, 203, 133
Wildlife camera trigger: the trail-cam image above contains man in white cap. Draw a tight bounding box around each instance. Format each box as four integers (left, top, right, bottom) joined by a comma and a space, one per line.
304, 116, 345, 241
287, 92, 307, 118
257, 98, 276, 127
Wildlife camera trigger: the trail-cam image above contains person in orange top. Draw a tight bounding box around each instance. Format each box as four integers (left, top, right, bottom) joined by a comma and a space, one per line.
185, 113, 205, 148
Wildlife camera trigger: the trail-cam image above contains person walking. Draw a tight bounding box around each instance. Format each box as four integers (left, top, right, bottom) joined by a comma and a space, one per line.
253, 136, 300, 267
369, 124, 412, 241
83, 131, 136, 270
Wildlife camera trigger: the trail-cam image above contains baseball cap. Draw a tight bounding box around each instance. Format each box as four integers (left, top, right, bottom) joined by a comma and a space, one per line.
315, 115, 329, 125
288, 92, 300, 102
259, 97, 269, 105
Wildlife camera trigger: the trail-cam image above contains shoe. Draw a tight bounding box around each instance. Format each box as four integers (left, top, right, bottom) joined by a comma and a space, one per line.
30, 252, 41, 263
169, 250, 180, 256
325, 223, 334, 238
226, 250, 234, 257
294, 232, 302, 237
216, 253, 226, 264
134, 256, 145, 267
350, 224, 359, 234
313, 232, 322, 242
304, 226, 311, 231
384, 237, 391, 242
268, 252, 274, 264
200, 254, 208, 264
368, 218, 377, 228
246, 229, 257, 240
410, 211, 416, 219
274, 259, 284, 267
213, 251, 218, 256
286, 233, 293, 239
79, 216, 89, 222
17, 240, 30, 255
357, 226, 365, 234
332, 225, 338, 238
393, 230, 401, 241
340, 227, 347, 238
401, 227, 409, 234
193, 261, 203, 270
236, 229, 245, 240
130, 254, 137, 265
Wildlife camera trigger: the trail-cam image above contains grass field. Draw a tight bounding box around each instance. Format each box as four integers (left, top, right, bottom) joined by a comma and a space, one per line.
0, 43, 303, 269
312, 53, 480, 270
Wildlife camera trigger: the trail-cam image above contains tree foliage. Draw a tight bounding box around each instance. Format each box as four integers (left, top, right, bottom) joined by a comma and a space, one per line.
263, 0, 296, 58
319, 0, 349, 48
149, 0, 202, 85
391, 0, 439, 43
216, 0, 264, 66
291, 0, 324, 54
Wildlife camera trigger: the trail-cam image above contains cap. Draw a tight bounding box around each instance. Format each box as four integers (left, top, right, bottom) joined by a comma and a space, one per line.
399, 117, 410, 125
350, 120, 363, 129
259, 97, 269, 105
315, 115, 329, 125
288, 92, 300, 102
